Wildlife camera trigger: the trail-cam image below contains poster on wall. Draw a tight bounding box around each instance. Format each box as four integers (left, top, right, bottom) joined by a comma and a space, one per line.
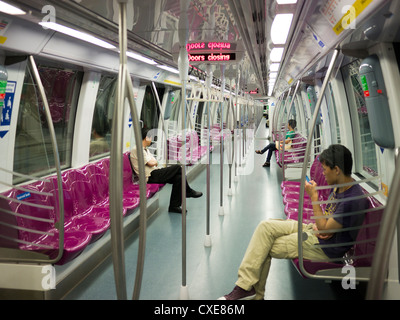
0, 81, 16, 138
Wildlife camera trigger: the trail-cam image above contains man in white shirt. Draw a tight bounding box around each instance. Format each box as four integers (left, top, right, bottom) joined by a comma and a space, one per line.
130, 128, 202, 213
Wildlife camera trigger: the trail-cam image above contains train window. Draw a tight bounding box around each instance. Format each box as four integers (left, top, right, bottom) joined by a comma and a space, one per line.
140, 84, 163, 131
326, 82, 341, 144
194, 97, 204, 135
13, 64, 82, 183
89, 75, 116, 159
295, 92, 306, 136
165, 89, 181, 124
342, 59, 378, 176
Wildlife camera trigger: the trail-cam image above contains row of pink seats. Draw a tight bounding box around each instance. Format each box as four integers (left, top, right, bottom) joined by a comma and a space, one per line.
167, 130, 209, 165
280, 156, 384, 277
281, 156, 330, 223
210, 124, 230, 143
0, 153, 164, 265
275, 133, 307, 167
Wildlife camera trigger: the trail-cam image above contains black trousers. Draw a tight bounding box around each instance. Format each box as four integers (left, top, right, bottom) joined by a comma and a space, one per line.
260, 142, 277, 162
147, 164, 192, 207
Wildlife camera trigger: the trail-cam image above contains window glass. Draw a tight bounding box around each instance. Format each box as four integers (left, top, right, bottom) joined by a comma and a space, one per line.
295, 92, 306, 135
342, 59, 378, 176
13, 63, 82, 183
140, 85, 163, 131
166, 89, 181, 124
89, 75, 115, 159
326, 82, 341, 144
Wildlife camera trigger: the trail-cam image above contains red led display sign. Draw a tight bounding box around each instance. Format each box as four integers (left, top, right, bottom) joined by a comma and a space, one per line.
188, 53, 236, 62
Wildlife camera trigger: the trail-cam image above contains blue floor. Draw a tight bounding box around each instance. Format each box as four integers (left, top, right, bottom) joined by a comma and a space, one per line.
64, 119, 367, 300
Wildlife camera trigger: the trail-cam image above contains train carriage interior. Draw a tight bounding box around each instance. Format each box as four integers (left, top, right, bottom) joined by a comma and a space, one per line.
0, 0, 400, 302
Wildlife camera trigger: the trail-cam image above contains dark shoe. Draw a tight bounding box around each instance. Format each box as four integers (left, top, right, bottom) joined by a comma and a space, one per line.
262, 162, 270, 167
186, 190, 203, 198
218, 286, 256, 300
168, 206, 187, 214
255, 150, 262, 154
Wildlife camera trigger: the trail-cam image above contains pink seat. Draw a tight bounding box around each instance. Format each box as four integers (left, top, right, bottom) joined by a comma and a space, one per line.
0, 153, 167, 265
0, 180, 93, 265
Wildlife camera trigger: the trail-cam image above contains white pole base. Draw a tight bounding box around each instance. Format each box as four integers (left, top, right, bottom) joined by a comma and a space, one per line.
234, 176, 239, 182
227, 188, 233, 196
218, 206, 224, 216
180, 285, 190, 300
204, 234, 212, 247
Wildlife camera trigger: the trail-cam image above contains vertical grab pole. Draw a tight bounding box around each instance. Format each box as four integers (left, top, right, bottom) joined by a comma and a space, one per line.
28, 56, 64, 264
219, 65, 226, 216
127, 74, 148, 300
297, 49, 340, 279
204, 64, 212, 248
234, 68, 240, 182
110, 0, 148, 300
178, 0, 190, 300
281, 81, 300, 181
227, 76, 234, 196
110, 0, 129, 300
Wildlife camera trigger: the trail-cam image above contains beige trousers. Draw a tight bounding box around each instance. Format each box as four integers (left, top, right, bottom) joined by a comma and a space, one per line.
236, 219, 329, 299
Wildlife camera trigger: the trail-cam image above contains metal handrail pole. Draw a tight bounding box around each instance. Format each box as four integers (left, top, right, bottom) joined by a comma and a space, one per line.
219, 66, 225, 215
28, 55, 64, 264
234, 69, 240, 180
227, 78, 234, 193
205, 65, 212, 247
272, 94, 284, 140
111, 0, 148, 300
178, 0, 190, 297
126, 73, 148, 300
110, 1, 128, 300
181, 77, 187, 288
281, 81, 300, 180
366, 154, 400, 299
151, 81, 168, 166
277, 90, 290, 169
297, 48, 340, 280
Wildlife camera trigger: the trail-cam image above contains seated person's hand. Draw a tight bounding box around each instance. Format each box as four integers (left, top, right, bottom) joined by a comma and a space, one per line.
305, 179, 319, 202
312, 223, 333, 240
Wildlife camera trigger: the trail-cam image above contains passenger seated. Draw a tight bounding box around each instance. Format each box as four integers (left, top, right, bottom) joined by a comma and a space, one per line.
130, 127, 203, 214
255, 119, 296, 167
219, 144, 369, 300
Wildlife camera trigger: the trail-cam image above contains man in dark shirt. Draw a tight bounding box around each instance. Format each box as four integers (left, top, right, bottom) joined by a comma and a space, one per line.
219, 144, 369, 300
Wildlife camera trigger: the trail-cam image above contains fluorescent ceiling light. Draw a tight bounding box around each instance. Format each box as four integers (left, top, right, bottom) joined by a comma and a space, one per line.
0, 1, 26, 15
269, 72, 277, 79
126, 51, 156, 65
276, 0, 297, 4
271, 14, 293, 45
158, 65, 179, 74
39, 22, 116, 49
270, 47, 284, 62
270, 63, 280, 72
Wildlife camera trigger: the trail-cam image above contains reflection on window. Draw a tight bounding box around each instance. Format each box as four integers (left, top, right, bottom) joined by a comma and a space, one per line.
166, 89, 182, 130
13, 63, 82, 182
89, 75, 115, 159
342, 59, 378, 176
164, 89, 180, 121
326, 82, 341, 144
140, 85, 162, 131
